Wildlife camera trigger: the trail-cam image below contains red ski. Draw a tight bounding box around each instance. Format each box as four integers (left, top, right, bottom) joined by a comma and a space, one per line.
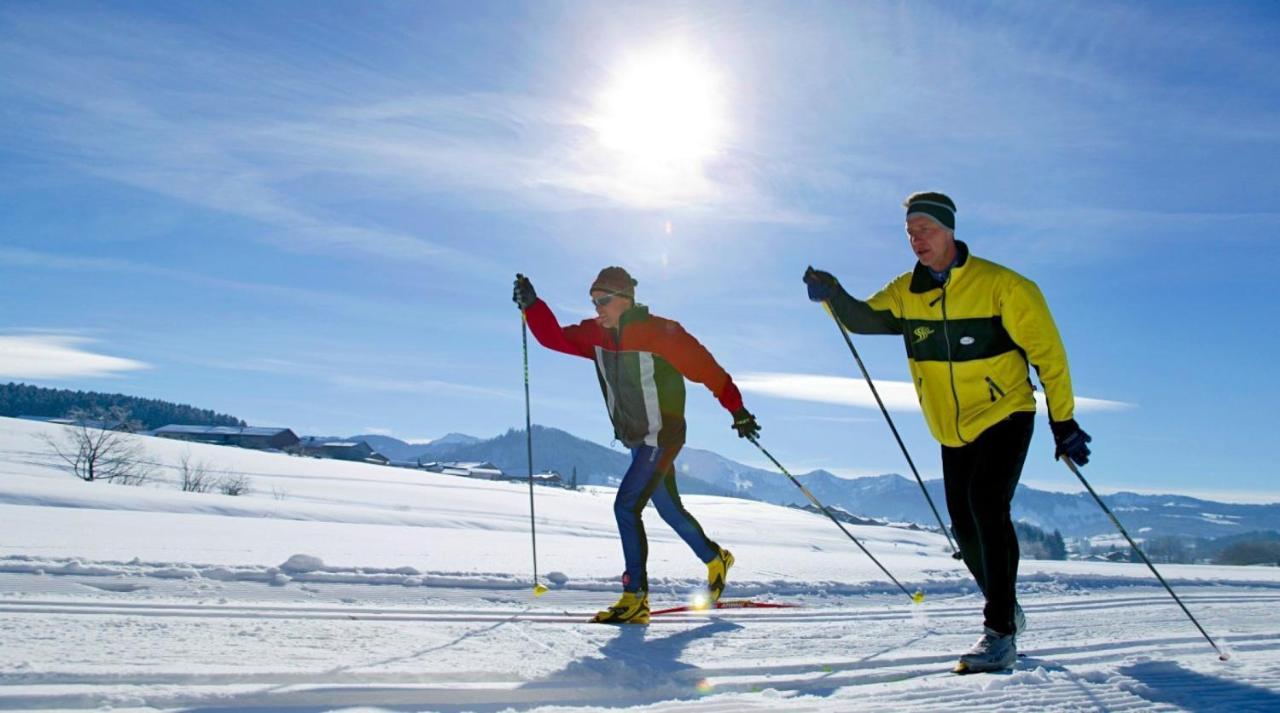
649, 599, 800, 616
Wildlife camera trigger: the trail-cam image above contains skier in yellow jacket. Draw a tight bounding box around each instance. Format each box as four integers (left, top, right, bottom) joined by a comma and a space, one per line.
804, 191, 1092, 672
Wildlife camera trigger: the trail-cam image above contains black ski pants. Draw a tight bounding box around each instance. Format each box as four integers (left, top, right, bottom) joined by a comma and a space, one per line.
942, 411, 1034, 636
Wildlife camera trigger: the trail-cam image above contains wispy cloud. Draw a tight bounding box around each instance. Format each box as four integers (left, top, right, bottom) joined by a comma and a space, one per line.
1020, 479, 1280, 506
0, 248, 403, 318
357, 427, 436, 444
780, 414, 877, 424
737, 372, 1134, 414
0, 335, 149, 379
327, 375, 517, 402
0, 6, 813, 272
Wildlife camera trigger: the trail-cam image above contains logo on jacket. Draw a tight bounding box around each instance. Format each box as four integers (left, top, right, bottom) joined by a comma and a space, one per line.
912, 326, 935, 344
960, 336, 976, 346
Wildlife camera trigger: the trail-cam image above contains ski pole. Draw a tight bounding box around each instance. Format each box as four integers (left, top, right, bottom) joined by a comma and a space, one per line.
821, 302, 960, 559
1060, 456, 1227, 660
521, 312, 549, 597
747, 435, 924, 604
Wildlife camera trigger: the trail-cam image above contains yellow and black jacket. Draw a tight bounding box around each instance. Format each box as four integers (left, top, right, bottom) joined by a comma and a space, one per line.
829, 241, 1074, 447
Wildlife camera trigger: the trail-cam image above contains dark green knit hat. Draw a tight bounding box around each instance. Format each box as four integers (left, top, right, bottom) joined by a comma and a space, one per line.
903, 191, 956, 230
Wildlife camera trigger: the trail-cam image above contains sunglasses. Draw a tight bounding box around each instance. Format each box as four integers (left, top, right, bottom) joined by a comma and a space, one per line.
591, 293, 623, 307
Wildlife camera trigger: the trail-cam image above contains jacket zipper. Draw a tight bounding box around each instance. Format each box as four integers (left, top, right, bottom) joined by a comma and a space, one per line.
940, 283, 968, 444
985, 376, 1006, 402
607, 325, 622, 438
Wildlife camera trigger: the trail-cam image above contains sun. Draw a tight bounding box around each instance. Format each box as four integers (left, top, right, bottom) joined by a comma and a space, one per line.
589, 47, 726, 169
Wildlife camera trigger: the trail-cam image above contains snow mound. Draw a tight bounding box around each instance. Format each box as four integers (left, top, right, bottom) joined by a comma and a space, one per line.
280, 554, 326, 573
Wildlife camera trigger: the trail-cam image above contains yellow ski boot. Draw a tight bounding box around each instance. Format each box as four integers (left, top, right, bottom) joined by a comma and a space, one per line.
591, 590, 650, 624
707, 548, 734, 603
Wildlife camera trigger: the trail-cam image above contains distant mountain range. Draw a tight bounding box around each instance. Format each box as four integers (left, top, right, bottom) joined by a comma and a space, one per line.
345, 426, 1280, 541
350, 433, 481, 462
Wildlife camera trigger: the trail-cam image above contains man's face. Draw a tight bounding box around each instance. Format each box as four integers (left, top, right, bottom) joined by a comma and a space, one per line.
906, 215, 957, 271
591, 290, 631, 329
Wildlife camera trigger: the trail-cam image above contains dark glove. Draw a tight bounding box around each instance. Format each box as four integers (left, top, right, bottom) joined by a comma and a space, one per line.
731, 408, 761, 440
1050, 419, 1092, 466
803, 266, 841, 303
513, 273, 537, 310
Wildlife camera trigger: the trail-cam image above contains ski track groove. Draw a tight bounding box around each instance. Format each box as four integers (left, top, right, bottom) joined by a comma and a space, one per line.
3, 620, 1277, 711
4, 580, 1279, 711
2, 589, 1277, 625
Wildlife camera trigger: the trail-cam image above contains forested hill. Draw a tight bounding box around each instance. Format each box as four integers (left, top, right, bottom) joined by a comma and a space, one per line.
0, 383, 245, 430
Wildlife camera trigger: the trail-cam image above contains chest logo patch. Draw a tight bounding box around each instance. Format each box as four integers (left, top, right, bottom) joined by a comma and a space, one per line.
912, 326, 935, 344
959, 336, 976, 346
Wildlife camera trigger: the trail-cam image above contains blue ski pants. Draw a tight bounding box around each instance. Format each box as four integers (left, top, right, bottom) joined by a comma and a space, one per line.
615, 444, 720, 592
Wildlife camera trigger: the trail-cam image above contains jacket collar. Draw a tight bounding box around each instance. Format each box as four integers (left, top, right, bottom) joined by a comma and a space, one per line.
909, 240, 970, 294
617, 303, 649, 329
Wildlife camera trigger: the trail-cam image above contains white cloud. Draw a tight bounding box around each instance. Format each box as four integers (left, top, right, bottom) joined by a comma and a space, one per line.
783, 415, 878, 424
737, 372, 919, 412
0, 335, 149, 379
0, 248, 402, 318
1019, 479, 1280, 506
737, 372, 1134, 414
0, 8, 815, 264
327, 375, 515, 401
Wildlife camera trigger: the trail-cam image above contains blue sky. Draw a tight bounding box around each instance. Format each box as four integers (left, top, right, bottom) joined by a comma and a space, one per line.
2, 1, 1277, 502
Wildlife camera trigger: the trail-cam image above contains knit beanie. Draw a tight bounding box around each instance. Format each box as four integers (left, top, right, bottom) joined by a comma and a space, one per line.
904, 191, 957, 231
590, 266, 637, 299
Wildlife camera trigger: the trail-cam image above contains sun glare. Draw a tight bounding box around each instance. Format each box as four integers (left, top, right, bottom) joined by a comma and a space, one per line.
590, 47, 726, 170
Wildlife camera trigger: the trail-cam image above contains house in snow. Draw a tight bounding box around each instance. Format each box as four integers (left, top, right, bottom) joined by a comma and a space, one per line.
298, 437, 389, 465
420, 461, 506, 480
526, 470, 564, 486
154, 425, 300, 451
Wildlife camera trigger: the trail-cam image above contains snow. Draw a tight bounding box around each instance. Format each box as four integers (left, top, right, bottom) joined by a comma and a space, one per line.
2, 416, 1278, 711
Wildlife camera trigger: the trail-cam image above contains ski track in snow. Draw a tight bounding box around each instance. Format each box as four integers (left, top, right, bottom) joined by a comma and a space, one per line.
2, 571, 1279, 712
2, 417, 1279, 711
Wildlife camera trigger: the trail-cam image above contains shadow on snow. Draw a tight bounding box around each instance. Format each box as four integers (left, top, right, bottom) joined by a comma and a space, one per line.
1119, 660, 1280, 713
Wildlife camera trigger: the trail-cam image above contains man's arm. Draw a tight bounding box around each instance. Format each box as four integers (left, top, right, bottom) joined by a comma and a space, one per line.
655, 322, 744, 413
829, 287, 904, 335
1003, 279, 1093, 465
515, 274, 596, 359
1002, 278, 1074, 423
523, 299, 595, 359
805, 268, 903, 335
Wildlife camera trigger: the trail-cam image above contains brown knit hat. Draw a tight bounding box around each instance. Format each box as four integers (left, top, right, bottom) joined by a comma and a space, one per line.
590, 266, 637, 299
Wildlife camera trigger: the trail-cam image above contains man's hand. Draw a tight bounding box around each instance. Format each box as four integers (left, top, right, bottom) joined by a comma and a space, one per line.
1051, 419, 1092, 466
513, 273, 537, 310
731, 408, 761, 440
803, 266, 841, 303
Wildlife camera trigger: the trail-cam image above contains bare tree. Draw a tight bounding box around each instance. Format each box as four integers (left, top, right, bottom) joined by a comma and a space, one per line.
41, 407, 153, 485
217, 472, 252, 496
178, 451, 215, 493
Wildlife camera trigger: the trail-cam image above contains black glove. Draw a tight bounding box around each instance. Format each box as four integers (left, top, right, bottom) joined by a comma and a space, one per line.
731, 408, 761, 440
1050, 419, 1092, 466
513, 273, 537, 310
803, 266, 841, 303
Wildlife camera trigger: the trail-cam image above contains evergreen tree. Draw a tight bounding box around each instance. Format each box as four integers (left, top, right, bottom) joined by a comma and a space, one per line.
1, 383, 245, 431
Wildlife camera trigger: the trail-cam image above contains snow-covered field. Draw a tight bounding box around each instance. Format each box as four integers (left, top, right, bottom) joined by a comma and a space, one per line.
2, 416, 1278, 712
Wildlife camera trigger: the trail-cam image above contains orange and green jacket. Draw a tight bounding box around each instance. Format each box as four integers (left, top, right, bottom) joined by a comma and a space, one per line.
525, 299, 744, 449
829, 241, 1075, 447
